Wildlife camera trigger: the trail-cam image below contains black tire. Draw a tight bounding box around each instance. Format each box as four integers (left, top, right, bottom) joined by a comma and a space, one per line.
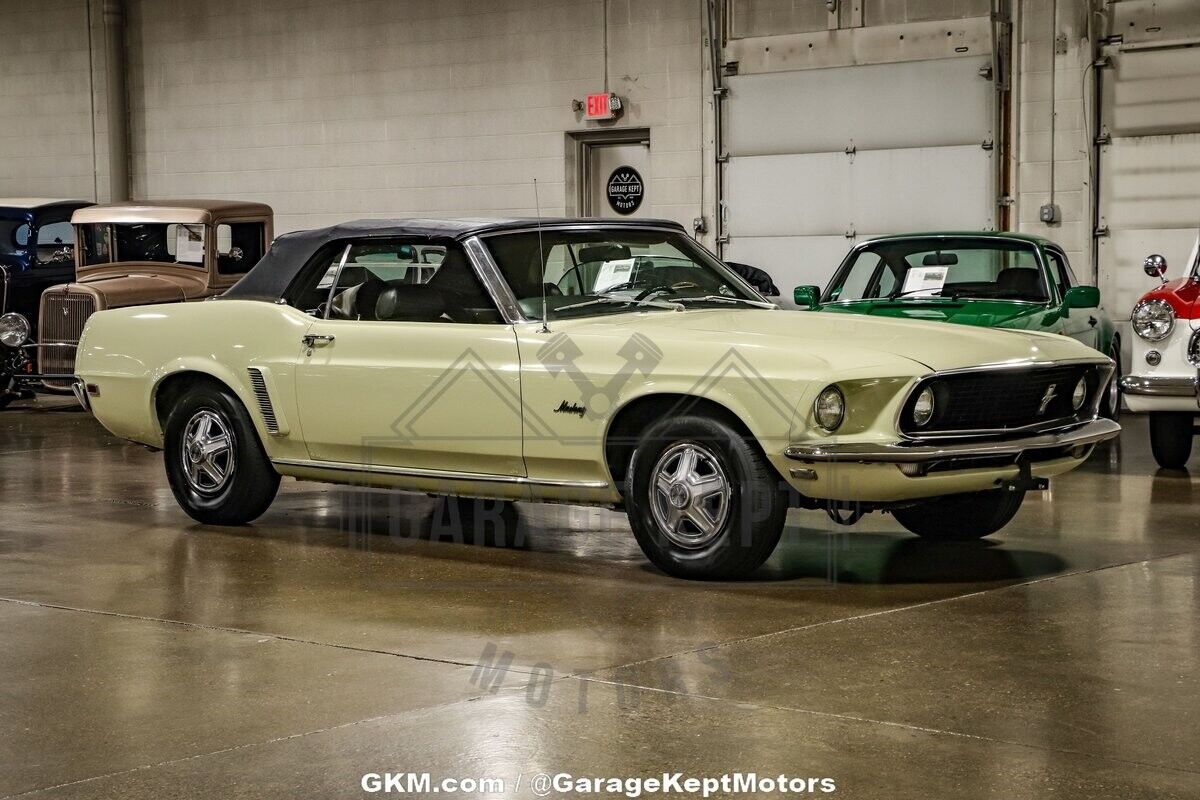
892, 488, 1025, 540
1101, 339, 1122, 422
164, 382, 280, 525
1149, 412, 1194, 469
624, 414, 787, 580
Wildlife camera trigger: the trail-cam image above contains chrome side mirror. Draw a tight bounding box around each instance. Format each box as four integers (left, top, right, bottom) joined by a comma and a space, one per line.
1144, 254, 1168, 283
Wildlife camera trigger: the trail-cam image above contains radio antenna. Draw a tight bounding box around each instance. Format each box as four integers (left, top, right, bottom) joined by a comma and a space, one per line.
533, 178, 550, 333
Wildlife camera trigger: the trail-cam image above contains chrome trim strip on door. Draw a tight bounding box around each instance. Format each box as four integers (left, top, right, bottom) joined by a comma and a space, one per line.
270, 457, 612, 490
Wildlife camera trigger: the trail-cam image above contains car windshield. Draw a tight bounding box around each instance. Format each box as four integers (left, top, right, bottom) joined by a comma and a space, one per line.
79, 222, 208, 268
483, 228, 767, 319
0, 216, 30, 257
826, 238, 1050, 303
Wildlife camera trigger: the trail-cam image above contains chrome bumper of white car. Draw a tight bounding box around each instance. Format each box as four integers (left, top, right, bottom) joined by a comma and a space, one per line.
1120, 373, 1199, 399
783, 418, 1121, 465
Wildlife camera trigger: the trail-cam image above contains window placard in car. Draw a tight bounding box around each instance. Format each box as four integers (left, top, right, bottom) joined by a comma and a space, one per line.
175, 224, 205, 264
901, 266, 948, 295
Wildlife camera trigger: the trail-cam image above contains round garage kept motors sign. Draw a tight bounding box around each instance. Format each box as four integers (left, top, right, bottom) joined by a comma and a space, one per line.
606, 166, 644, 214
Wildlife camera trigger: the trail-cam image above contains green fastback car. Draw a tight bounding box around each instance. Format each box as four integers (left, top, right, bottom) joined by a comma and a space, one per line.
793, 233, 1121, 420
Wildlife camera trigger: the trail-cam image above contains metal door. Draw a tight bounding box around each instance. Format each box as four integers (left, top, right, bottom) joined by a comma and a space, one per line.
585, 141, 651, 219
723, 56, 995, 301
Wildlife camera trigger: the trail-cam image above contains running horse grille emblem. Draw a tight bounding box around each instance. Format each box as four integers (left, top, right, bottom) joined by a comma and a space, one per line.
1037, 383, 1058, 416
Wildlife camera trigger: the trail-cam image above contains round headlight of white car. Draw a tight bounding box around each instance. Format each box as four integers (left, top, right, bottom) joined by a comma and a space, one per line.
0, 312, 30, 348
912, 386, 936, 427
814, 385, 845, 432
1071, 377, 1087, 410
1131, 299, 1175, 341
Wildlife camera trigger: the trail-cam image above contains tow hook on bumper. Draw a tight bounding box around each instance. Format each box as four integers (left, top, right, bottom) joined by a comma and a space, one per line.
995, 458, 1049, 493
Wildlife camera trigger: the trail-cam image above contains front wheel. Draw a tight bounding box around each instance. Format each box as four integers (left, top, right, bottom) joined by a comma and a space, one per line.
624, 415, 787, 580
164, 383, 280, 525
1149, 412, 1194, 469
892, 488, 1026, 540
1101, 340, 1122, 421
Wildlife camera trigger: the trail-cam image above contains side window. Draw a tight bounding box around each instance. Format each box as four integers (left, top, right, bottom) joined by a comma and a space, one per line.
1046, 250, 1076, 297
216, 222, 266, 275
293, 238, 500, 324
34, 221, 75, 265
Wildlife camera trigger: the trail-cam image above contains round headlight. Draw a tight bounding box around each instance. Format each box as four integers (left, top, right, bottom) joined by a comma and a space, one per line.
0, 312, 30, 348
1072, 377, 1087, 410
1131, 299, 1174, 341
814, 385, 845, 432
912, 386, 935, 427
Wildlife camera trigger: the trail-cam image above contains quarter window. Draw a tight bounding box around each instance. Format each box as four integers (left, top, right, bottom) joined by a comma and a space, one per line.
1046, 250, 1076, 297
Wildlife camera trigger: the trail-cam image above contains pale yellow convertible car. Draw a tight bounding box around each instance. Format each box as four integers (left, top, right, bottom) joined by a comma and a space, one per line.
75, 219, 1119, 579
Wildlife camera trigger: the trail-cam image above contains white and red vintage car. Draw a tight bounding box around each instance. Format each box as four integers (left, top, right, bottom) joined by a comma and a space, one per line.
1121, 239, 1200, 468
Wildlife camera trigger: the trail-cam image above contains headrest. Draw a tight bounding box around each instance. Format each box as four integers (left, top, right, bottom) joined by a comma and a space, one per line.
995, 267, 1041, 293
375, 284, 445, 322
579, 244, 631, 263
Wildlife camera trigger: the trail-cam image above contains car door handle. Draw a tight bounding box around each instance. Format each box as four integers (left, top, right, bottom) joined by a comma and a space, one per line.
301, 334, 335, 347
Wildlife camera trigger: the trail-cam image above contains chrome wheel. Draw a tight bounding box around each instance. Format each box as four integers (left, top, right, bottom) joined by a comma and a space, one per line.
649, 442, 731, 549
1107, 348, 1121, 413
180, 408, 236, 495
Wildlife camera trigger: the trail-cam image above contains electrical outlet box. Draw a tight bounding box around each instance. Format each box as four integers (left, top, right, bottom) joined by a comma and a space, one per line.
1039, 203, 1060, 224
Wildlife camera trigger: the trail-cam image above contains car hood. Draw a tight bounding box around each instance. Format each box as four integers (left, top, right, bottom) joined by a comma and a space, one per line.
70, 269, 210, 307
563, 307, 1098, 373
818, 298, 1050, 329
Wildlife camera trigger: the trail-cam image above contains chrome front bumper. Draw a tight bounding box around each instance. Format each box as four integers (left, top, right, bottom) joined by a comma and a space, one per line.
783, 418, 1121, 465
1120, 373, 1199, 399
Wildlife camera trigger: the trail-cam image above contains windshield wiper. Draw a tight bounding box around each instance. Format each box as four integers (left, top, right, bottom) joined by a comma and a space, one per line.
887, 289, 957, 301
554, 295, 683, 313
675, 295, 776, 309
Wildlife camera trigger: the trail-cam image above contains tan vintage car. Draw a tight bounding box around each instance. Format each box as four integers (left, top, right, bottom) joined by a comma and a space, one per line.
38, 199, 273, 390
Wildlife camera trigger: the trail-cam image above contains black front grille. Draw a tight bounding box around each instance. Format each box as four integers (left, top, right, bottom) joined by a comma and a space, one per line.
900, 364, 1099, 436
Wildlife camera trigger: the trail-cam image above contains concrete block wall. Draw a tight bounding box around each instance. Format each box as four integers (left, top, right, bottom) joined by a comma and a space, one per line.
125, 0, 711, 236
0, 0, 109, 202
1014, 0, 1096, 275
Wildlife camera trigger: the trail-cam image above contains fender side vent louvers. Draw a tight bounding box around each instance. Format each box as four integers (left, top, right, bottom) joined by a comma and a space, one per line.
247, 368, 280, 434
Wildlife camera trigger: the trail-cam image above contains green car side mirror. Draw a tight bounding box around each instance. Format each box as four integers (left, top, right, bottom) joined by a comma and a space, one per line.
793, 285, 821, 310
1062, 285, 1100, 310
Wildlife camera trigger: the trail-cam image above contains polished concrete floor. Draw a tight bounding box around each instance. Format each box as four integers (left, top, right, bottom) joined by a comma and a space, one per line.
1, 396, 1198, 799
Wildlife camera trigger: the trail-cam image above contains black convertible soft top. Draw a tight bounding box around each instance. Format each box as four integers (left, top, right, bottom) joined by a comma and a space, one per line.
222, 217, 687, 302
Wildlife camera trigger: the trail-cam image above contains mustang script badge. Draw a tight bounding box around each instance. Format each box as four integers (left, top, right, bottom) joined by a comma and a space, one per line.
554, 401, 586, 418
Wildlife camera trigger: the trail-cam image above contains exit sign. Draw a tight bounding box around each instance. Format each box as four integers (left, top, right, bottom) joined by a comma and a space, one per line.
584, 92, 622, 120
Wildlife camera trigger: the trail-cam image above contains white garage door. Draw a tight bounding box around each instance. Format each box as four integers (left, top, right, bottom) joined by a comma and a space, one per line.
723, 57, 995, 299
1097, 44, 1200, 344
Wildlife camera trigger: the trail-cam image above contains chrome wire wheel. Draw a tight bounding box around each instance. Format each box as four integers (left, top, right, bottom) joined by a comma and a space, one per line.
180, 408, 236, 495
649, 441, 731, 549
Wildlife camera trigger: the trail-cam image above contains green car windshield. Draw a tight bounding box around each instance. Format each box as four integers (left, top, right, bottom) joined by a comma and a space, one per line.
484, 229, 767, 319
825, 238, 1050, 304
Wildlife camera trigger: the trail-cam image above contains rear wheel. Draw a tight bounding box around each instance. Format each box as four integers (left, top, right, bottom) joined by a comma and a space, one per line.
892, 488, 1025, 540
1101, 340, 1122, 421
624, 415, 787, 580
164, 383, 280, 525
1149, 412, 1194, 469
